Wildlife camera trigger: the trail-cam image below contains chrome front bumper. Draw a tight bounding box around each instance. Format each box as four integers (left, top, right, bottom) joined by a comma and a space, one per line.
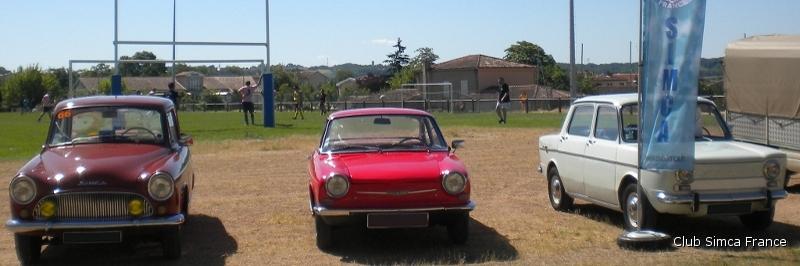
313, 201, 476, 217
5, 214, 185, 233
655, 190, 788, 204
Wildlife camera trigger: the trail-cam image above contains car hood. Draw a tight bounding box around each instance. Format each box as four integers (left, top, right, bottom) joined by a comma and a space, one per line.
22, 144, 173, 189
695, 141, 785, 164
327, 152, 463, 184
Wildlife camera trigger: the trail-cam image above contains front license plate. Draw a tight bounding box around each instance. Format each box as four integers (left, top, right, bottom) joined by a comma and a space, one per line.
63, 231, 122, 244
367, 212, 429, 229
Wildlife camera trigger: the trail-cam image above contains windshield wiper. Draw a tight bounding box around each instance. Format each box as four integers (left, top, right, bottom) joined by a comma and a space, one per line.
329, 145, 381, 152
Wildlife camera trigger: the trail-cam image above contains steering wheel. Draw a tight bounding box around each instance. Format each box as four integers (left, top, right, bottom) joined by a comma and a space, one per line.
121, 127, 158, 139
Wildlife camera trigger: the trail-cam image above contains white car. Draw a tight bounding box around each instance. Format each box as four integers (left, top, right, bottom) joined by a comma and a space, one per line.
538, 93, 788, 231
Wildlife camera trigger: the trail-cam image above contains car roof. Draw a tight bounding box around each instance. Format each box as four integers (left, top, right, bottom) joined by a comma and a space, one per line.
574, 93, 714, 106
328, 108, 434, 120
54, 96, 174, 112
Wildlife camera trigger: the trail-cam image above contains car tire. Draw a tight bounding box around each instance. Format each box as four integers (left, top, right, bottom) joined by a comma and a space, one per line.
162, 226, 182, 260
739, 208, 774, 231
447, 212, 469, 244
547, 167, 574, 211
621, 183, 659, 231
14, 234, 41, 265
315, 215, 333, 250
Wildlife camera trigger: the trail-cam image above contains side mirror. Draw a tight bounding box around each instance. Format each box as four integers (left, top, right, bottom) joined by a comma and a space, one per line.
450, 139, 465, 152
180, 134, 194, 146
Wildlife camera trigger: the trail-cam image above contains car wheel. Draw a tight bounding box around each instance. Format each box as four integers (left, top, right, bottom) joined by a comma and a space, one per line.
162, 226, 182, 260
621, 183, 659, 231
547, 167, 573, 211
740, 208, 774, 231
315, 215, 333, 250
14, 234, 41, 265
447, 212, 469, 244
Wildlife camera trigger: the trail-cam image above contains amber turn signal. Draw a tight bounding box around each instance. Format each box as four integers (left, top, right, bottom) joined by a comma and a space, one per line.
128, 199, 144, 216
39, 200, 57, 219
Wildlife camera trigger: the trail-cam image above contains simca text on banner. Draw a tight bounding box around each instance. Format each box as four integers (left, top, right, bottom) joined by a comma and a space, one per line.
639, 0, 706, 170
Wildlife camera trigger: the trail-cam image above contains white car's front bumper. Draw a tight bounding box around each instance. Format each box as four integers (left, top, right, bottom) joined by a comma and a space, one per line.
648, 189, 787, 216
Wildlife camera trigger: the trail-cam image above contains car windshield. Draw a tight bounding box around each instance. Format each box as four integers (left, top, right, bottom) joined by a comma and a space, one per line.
620, 102, 731, 143
49, 107, 167, 146
320, 115, 447, 152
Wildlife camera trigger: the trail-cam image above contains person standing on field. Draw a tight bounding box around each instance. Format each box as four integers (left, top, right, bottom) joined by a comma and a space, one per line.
496, 77, 510, 124
318, 89, 327, 116
292, 85, 305, 120
37, 93, 54, 122
238, 79, 262, 126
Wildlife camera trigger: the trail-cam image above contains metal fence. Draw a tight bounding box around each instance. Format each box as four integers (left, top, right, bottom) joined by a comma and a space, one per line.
183, 98, 574, 114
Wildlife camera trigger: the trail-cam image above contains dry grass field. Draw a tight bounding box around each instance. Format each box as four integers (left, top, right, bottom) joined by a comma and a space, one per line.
0, 127, 798, 265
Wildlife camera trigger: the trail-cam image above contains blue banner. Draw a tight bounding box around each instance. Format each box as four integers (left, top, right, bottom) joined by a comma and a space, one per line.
640, 0, 706, 170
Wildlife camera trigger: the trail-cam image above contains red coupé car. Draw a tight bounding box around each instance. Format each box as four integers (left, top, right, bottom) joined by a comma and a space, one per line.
5, 96, 194, 264
308, 108, 475, 249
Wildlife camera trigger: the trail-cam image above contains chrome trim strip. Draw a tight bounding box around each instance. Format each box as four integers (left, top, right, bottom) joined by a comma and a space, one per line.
655, 190, 788, 204
5, 214, 184, 233
356, 189, 437, 196
313, 201, 475, 217
571, 193, 620, 209
539, 148, 638, 169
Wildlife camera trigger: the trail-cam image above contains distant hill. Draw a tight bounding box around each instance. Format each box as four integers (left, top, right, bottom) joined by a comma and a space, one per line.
556, 57, 723, 78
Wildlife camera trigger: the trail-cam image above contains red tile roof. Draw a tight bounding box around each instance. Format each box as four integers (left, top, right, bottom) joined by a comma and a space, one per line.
432, 54, 535, 70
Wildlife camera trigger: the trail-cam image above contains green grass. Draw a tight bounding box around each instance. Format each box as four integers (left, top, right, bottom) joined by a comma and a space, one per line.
0, 111, 565, 160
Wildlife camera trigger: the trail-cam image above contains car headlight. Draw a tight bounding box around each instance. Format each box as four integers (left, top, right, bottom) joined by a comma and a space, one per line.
442, 171, 467, 195
148, 173, 175, 201
10, 176, 37, 205
763, 160, 781, 180
325, 174, 350, 198
675, 169, 694, 183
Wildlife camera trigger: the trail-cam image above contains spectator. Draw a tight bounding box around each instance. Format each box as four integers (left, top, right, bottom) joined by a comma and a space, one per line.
238, 79, 261, 126
520, 91, 529, 113
496, 77, 510, 124
167, 82, 180, 110
318, 89, 327, 116
37, 93, 54, 122
292, 86, 304, 120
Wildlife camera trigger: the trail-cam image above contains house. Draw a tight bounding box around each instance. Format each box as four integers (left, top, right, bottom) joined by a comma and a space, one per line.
592, 73, 638, 94
298, 70, 330, 88
426, 54, 538, 99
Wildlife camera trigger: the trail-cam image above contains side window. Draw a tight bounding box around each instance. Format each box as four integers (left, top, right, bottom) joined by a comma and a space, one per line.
620, 105, 639, 142
594, 106, 619, 141
567, 105, 594, 137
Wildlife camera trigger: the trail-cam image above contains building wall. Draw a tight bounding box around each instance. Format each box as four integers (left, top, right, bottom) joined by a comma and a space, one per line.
477, 68, 537, 93
427, 69, 478, 98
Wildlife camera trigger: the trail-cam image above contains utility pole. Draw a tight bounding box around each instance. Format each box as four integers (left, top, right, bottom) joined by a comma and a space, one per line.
569, 0, 577, 100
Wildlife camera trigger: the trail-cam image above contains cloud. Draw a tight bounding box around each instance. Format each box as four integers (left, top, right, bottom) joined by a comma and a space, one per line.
370, 38, 395, 46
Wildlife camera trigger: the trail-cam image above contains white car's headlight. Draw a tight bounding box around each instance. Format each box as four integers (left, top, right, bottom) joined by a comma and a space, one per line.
10, 176, 37, 205
763, 160, 781, 180
442, 171, 467, 195
325, 174, 350, 198
148, 173, 175, 201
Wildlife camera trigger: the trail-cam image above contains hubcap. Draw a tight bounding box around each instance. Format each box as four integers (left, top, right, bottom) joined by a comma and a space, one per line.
550, 177, 562, 205
626, 192, 641, 229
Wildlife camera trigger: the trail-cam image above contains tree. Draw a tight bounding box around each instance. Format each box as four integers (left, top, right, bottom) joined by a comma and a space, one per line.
83, 63, 113, 77
0, 66, 60, 108
578, 74, 597, 95
387, 67, 416, 89
505, 41, 559, 86
384, 38, 410, 74
410, 47, 439, 69
98, 78, 127, 95
335, 69, 354, 82
119, 51, 166, 77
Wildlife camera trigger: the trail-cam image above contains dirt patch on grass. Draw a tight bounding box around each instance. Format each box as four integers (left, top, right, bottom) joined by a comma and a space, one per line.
0, 127, 799, 265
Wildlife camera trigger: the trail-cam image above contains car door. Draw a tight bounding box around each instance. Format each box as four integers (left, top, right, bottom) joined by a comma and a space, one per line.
557, 104, 596, 196
584, 104, 620, 205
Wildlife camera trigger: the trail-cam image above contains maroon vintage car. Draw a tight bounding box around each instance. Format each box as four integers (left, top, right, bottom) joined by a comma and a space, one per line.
308, 108, 475, 249
5, 96, 194, 264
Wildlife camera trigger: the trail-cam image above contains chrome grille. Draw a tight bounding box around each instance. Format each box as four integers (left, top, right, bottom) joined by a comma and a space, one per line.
33, 192, 153, 221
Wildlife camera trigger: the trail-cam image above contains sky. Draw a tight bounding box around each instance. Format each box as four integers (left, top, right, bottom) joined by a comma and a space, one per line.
1, 0, 798, 70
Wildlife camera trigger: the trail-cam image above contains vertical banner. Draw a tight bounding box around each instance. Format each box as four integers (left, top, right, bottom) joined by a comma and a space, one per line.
640, 0, 706, 170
